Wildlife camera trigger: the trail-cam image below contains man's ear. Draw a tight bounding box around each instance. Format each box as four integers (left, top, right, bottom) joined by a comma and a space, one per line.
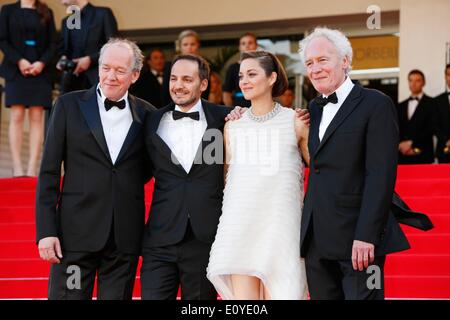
131, 70, 140, 84
342, 55, 349, 72
200, 78, 208, 92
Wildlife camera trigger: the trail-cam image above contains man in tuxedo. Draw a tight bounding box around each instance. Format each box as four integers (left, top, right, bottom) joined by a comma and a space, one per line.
397, 70, 436, 164
299, 27, 410, 300
36, 38, 155, 299
130, 48, 166, 108
57, 0, 118, 93
140, 54, 235, 300
435, 64, 450, 163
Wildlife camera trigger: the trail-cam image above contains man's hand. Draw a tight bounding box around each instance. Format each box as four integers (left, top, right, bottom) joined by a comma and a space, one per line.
73, 56, 91, 75
295, 108, 310, 126
399, 140, 413, 155
28, 61, 45, 76
38, 237, 63, 264
18, 59, 32, 76
225, 106, 247, 122
352, 240, 375, 271
446, 139, 450, 148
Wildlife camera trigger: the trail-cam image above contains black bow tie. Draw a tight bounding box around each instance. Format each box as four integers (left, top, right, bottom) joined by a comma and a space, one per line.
104, 98, 126, 111
409, 96, 420, 102
172, 110, 200, 121
315, 92, 338, 109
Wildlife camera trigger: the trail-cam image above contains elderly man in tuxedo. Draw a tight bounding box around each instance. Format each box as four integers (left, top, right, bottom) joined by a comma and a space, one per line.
299, 27, 410, 300
36, 38, 155, 300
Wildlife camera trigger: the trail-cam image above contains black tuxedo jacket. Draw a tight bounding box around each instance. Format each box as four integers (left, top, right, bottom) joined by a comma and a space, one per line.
434, 91, 450, 163
130, 69, 163, 108
143, 99, 230, 247
36, 85, 155, 255
301, 84, 410, 260
397, 94, 436, 164
59, 3, 117, 84
0, 1, 57, 81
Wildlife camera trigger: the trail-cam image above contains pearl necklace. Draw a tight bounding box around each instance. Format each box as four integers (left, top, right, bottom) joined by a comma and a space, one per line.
248, 102, 282, 123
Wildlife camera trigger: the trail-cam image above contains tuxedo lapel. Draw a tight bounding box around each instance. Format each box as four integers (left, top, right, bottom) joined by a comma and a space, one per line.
315, 85, 363, 156
79, 86, 112, 163
114, 95, 145, 165
189, 99, 220, 174
309, 102, 322, 156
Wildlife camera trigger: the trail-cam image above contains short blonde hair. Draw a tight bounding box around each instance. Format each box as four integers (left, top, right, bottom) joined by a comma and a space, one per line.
99, 38, 144, 72
175, 29, 200, 53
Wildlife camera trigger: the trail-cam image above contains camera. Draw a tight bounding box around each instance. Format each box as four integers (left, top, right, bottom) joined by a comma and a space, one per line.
58, 57, 76, 73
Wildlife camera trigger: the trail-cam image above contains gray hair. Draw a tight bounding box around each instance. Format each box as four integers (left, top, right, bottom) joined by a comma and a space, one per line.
99, 38, 144, 72
299, 27, 353, 74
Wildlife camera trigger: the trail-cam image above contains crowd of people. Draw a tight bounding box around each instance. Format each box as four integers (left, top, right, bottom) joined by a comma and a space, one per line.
1, 0, 449, 178
0, 0, 444, 301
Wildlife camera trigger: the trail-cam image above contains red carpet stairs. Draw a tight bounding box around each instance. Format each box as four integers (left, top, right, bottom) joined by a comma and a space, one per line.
0, 164, 449, 299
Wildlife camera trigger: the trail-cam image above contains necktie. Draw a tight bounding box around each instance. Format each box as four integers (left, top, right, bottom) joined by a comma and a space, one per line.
104, 98, 126, 111
172, 110, 200, 121
315, 92, 338, 109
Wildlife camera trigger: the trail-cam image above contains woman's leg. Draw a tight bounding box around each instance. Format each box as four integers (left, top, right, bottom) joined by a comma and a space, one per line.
9, 105, 26, 176
231, 274, 261, 300
27, 106, 45, 177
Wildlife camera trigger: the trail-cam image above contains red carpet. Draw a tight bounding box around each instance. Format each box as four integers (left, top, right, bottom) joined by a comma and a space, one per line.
0, 164, 449, 299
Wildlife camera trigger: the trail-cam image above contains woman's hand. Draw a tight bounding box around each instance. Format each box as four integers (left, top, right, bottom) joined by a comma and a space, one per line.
18, 59, 32, 76
28, 61, 45, 76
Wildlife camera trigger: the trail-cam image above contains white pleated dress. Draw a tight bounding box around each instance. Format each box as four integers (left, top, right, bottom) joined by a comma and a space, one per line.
207, 105, 308, 300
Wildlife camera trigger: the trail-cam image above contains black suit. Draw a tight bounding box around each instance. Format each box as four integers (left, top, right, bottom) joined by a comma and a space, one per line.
36, 85, 155, 299
434, 91, 450, 163
397, 94, 436, 164
130, 69, 163, 108
140, 99, 230, 300
301, 84, 410, 300
0, 1, 57, 82
59, 3, 117, 90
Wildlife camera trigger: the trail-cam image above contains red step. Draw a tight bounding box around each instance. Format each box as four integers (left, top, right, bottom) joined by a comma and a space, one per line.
385, 276, 450, 299
386, 254, 450, 276
401, 196, 450, 213
0, 223, 35, 241
396, 179, 450, 197
396, 164, 450, 180
0, 259, 50, 278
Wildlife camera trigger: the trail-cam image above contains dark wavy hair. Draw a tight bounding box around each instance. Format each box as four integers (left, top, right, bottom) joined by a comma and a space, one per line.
240, 51, 288, 97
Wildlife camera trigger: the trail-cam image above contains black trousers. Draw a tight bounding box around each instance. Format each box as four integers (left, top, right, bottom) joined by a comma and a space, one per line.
140, 222, 217, 300
305, 231, 386, 300
48, 230, 139, 300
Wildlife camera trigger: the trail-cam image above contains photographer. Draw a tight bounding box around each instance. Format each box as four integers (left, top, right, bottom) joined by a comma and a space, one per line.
57, 0, 118, 93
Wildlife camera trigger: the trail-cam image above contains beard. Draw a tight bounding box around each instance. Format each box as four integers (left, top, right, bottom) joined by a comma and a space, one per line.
170, 91, 199, 108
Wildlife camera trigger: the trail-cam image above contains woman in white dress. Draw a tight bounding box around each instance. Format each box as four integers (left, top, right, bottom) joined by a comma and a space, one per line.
207, 51, 310, 300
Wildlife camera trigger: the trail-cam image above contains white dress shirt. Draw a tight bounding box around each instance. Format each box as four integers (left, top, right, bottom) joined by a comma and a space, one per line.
97, 85, 133, 164
407, 92, 423, 120
319, 76, 355, 141
157, 99, 207, 173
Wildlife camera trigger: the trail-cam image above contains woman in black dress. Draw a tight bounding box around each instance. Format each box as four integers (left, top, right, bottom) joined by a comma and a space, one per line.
0, 0, 56, 177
